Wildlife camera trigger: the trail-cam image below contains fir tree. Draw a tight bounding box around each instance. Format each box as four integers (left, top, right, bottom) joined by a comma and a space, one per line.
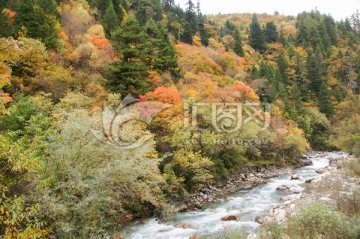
135, 0, 156, 25
277, 52, 289, 85
232, 28, 244, 56
196, 1, 209, 46
318, 83, 334, 117
249, 13, 266, 52
306, 53, 322, 95
264, 21, 278, 43
162, 0, 175, 11
102, 0, 120, 38
145, 19, 179, 76
182, 0, 197, 44
14, 0, 61, 49
108, 17, 151, 95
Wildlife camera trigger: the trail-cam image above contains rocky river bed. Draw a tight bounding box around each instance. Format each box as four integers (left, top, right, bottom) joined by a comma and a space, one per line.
122, 152, 349, 239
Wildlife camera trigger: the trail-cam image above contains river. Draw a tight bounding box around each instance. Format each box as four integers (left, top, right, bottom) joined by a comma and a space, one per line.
123, 152, 347, 239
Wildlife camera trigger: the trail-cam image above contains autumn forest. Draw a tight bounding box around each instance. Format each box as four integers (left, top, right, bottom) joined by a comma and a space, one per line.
0, 0, 360, 238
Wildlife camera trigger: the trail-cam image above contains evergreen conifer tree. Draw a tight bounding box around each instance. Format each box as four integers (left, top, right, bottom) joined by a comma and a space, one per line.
233, 28, 244, 56
264, 21, 278, 43
249, 13, 266, 52
15, 0, 61, 49
103, 0, 120, 38
182, 0, 197, 44
108, 17, 151, 95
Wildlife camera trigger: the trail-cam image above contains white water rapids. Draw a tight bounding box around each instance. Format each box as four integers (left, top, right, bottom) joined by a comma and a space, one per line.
123, 152, 347, 239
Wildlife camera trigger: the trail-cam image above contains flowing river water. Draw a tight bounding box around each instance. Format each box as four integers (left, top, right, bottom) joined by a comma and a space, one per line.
123, 152, 347, 239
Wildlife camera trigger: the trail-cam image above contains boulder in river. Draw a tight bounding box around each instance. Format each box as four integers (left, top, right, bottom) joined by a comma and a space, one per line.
276, 185, 289, 191
289, 186, 304, 194
291, 174, 300, 180
316, 168, 325, 174
255, 216, 265, 224
281, 194, 301, 202
174, 203, 188, 212
305, 178, 315, 183
176, 224, 198, 230
300, 159, 313, 166
220, 215, 237, 221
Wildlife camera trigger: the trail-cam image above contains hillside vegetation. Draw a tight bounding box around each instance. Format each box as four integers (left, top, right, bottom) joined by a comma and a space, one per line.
0, 0, 359, 238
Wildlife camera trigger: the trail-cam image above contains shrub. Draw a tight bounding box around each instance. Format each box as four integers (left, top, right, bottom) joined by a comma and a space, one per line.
286, 202, 356, 239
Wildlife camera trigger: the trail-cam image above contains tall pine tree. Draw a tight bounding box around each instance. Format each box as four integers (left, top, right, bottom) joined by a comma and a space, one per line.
249, 13, 266, 52
102, 0, 120, 38
233, 28, 244, 56
264, 21, 278, 43
108, 17, 151, 95
182, 0, 197, 44
145, 19, 179, 76
15, 0, 61, 49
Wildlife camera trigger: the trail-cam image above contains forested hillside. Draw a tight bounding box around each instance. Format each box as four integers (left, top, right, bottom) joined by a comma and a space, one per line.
0, 0, 359, 238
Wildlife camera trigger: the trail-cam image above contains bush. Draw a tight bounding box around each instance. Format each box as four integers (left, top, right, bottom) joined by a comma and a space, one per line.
286, 202, 357, 239
40, 111, 171, 239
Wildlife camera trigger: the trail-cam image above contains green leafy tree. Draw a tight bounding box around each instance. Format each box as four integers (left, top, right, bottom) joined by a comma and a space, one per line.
249, 13, 266, 52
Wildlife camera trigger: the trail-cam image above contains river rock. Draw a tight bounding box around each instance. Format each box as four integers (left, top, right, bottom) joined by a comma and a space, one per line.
316, 168, 326, 174
176, 224, 198, 230
174, 203, 188, 212
281, 194, 301, 201
276, 185, 289, 191
289, 186, 304, 194
300, 159, 313, 166
305, 178, 315, 183
271, 208, 286, 223
291, 174, 300, 180
255, 216, 265, 224
220, 215, 237, 221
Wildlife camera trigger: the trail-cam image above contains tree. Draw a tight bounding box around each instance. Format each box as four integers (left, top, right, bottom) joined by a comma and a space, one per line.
249, 13, 266, 52
264, 21, 278, 43
232, 28, 244, 56
182, 0, 197, 44
0, 8, 16, 37
277, 52, 289, 85
162, 0, 175, 11
318, 83, 334, 117
102, 0, 119, 38
108, 17, 151, 95
306, 52, 323, 96
196, 0, 209, 46
14, 0, 62, 49
144, 19, 179, 77
135, 0, 156, 25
